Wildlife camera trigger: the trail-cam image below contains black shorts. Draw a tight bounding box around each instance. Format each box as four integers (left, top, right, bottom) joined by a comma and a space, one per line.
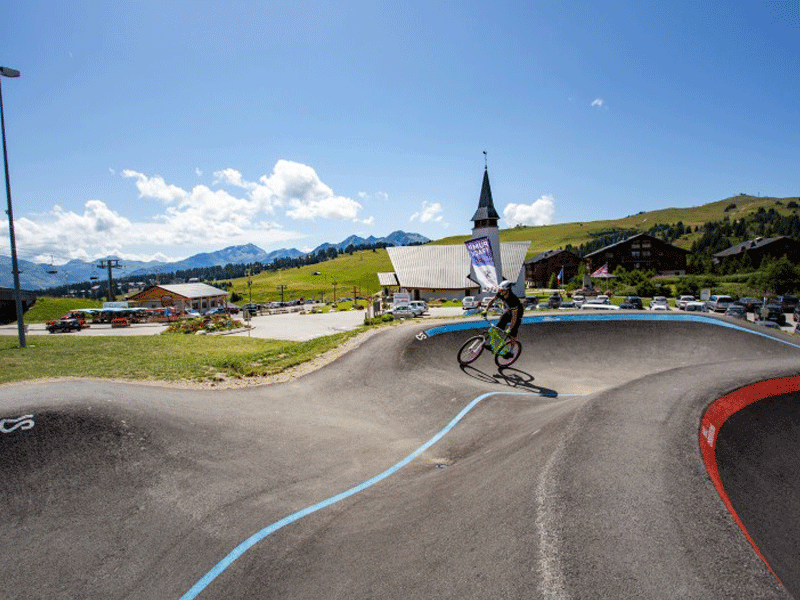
497, 307, 522, 337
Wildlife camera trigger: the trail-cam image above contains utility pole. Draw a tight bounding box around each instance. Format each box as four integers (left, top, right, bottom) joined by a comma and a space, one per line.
97, 259, 121, 302
278, 284, 288, 304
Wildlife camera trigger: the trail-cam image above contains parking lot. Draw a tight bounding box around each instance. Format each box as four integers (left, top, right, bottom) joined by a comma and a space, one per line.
1, 303, 797, 340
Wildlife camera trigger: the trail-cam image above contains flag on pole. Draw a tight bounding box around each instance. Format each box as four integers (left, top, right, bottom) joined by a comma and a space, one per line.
557, 267, 564, 285
465, 237, 500, 292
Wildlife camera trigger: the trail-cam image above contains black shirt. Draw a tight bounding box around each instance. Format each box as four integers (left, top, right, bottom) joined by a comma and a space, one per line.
496, 289, 522, 310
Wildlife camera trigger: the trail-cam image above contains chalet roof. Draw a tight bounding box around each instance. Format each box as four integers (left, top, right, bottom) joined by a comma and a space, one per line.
584, 232, 690, 258
470, 168, 500, 222
129, 283, 229, 300
713, 236, 796, 258
386, 242, 530, 290
526, 248, 580, 265
377, 272, 400, 287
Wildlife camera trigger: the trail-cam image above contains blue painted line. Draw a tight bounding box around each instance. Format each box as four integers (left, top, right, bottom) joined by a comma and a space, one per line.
422, 313, 800, 350
177, 388, 573, 599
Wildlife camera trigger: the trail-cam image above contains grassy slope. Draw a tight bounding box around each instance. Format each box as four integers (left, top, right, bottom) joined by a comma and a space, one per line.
433, 195, 800, 254
218, 194, 798, 304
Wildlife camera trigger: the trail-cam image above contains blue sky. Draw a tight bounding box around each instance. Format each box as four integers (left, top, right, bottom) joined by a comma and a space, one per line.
1, 0, 799, 264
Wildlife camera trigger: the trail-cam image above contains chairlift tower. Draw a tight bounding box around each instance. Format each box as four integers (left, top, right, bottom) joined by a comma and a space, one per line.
97, 259, 122, 301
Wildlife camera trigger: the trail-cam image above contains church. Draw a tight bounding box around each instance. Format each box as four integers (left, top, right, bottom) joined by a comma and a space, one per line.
379, 167, 530, 301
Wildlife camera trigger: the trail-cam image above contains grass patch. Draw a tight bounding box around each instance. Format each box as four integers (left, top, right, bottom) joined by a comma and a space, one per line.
0, 328, 367, 386
25, 297, 102, 323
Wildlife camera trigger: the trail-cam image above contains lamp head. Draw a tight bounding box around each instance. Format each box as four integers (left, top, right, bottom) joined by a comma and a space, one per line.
0, 67, 21, 78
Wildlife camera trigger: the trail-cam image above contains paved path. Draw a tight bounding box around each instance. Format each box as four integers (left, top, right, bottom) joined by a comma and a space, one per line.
0, 307, 465, 341
1, 313, 799, 599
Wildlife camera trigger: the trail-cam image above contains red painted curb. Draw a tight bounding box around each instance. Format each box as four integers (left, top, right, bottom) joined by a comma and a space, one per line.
699, 375, 800, 584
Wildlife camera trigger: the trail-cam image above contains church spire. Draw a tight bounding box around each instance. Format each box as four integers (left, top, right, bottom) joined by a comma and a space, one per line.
470, 165, 499, 225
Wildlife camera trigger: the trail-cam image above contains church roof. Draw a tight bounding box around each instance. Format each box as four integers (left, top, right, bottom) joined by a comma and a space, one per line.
470, 168, 500, 222
386, 242, 530, 290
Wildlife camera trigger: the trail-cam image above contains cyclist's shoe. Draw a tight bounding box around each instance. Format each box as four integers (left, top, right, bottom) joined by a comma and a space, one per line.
502, 349, 514, 359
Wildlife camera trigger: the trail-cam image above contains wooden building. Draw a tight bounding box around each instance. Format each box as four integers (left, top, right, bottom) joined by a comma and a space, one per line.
584, 233, 690, 276
127, 283, 229, 313
524, 249, 582, 288
713, 236, 800, 268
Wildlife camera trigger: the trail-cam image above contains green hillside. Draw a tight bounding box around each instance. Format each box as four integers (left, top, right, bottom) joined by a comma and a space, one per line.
225, 249, 394, 304
209, 194, 800, 303
434, 194, 800, 256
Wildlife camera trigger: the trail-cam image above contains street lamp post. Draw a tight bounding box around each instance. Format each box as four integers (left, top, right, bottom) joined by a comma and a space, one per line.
0, 66, 24, 348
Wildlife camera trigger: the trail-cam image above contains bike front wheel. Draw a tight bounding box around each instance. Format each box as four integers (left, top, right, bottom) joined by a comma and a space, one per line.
458, 335, 486, 365
495, 340, 522, 368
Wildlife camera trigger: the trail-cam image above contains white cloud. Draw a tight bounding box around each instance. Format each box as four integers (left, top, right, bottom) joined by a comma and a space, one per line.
195, 167, 203, 177
214, 160, 363, 220
4, 159, 368, 263
591, 98, 604, 107
3, 200, 134, 262
503, 195, 555, 227
122, 170, 188, 203
410, 201, 444, 223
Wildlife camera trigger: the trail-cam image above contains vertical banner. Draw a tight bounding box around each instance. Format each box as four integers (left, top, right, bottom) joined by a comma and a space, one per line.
465, 237, 500, 292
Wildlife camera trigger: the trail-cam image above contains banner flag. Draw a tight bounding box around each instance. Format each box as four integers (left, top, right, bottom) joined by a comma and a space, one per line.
465, 236, 500, 292
557, 267, 564, 284
590, 263, 611, 278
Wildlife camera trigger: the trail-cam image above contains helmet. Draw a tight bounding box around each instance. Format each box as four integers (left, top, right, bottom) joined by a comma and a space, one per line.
498, 280, 513, 291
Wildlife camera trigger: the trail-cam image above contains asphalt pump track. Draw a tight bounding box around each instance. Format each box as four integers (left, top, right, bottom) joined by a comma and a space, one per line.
1, 313, 799, 599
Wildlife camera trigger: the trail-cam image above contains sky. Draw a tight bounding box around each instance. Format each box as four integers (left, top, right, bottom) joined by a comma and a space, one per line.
1, 0, 799, 265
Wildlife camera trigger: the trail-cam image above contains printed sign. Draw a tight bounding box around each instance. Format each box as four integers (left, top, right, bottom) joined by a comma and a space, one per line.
465, 237, 500, 292
393, 292, 411, 307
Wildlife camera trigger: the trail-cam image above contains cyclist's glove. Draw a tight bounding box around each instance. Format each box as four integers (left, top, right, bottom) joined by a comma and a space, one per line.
482, 310, 488, 317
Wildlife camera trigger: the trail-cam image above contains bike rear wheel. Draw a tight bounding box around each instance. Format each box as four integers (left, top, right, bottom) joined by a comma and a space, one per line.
495, 340, 522, 368
458, 335, 486, 365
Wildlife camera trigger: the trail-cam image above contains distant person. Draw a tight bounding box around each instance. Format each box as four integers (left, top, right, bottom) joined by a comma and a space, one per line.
483, 280, 523, 344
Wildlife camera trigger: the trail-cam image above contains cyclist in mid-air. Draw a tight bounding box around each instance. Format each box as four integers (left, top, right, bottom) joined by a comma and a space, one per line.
483, 280, 523, 346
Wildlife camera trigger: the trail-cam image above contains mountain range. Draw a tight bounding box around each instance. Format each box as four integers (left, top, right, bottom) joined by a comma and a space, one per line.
0, 231, 430, 291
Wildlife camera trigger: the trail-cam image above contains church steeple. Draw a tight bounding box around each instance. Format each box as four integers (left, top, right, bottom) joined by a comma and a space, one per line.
470, 167, 500, 227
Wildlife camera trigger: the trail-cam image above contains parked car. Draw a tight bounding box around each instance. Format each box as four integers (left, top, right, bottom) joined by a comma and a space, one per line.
593, 295, 610, 304
624, 296, 643, 309
525, 295, 540, 308
677, 295, 695, 310
767, 295, 799, 313
580, 301, 620, 310
184, 309, 202, 318
755, 318, 781, 330
46, 318, 83, 334
759, 303, 787, 326
724, 305, 747, 320
409, 301, 428, 316
572, 294, 585, 307
649, 296, 670, 310
462, 296, 480, 310
684, 301, 709, 312
737, 297, 763, 312
558, 301, 577, 310
706, 295, 734, 312
547, 293, 563, 309
392, 305, 416, 318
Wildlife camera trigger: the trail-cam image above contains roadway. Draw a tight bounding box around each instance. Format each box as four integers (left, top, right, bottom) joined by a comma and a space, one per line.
0, 313, 798, 599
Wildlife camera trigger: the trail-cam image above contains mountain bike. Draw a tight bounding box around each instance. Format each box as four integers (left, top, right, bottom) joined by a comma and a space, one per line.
457, 316, 522, 368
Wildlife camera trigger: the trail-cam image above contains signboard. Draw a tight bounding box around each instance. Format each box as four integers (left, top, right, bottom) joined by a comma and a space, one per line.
465, 236, 500, 292
103, 301, 130, 309
393, 292, 411, 307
